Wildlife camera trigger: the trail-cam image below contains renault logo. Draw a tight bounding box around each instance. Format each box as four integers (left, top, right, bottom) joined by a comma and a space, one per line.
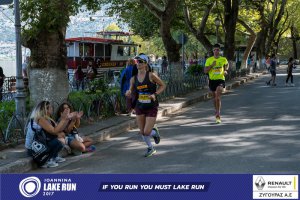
255, 176, 266, 190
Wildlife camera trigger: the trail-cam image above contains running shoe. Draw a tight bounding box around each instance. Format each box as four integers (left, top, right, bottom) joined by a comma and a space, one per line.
41, 159, 59, 168
152, 125, 160, 144
86, 145, 96, 152
216, 116, 222, 124
144, 147, 156, 157
54, 156, 66, 163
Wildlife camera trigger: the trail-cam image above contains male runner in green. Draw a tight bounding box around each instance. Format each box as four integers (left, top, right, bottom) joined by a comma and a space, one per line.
204, 44, 229, 123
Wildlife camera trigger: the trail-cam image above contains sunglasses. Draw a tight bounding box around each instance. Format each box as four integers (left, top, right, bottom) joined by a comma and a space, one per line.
213, 49, 220, 51
136, 59, 147, 64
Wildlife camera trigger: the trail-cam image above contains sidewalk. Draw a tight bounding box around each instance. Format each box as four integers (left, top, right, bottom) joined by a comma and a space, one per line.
0, 72, 263, 173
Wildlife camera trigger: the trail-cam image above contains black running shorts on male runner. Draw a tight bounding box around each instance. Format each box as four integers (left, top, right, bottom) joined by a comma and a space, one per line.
209, 79, 225, 92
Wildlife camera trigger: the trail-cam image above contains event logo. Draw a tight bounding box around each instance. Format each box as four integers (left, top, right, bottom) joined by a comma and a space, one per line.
19, 176, 41, 198
253, 175, 298, 199
255, 176, 266, 190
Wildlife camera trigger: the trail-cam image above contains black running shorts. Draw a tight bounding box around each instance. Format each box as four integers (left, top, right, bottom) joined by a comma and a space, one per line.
209, 79, 225, 92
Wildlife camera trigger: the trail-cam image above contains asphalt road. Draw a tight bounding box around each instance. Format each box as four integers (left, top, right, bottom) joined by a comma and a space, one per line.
29, 67, 300, 174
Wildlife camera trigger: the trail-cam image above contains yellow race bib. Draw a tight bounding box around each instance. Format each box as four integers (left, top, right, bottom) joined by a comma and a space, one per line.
138, 94, 151, 103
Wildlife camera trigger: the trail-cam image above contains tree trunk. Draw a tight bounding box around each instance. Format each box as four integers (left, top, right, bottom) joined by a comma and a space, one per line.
291, 26, 299, 59
292, 39, 298, 59
255, 29, 267, 62
140, 0, 181, 62
237, 19, 257, 69
265, 0, 287, 54
242, 35, 256, 69
26, 30, 69, 105
223, 0, 239, 69
160, 19, 181, 62
253, 1, 268, 64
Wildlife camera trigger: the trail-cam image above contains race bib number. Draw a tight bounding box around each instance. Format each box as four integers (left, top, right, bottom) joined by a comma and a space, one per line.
138, 93, 151, 103
213, 66, 222, 75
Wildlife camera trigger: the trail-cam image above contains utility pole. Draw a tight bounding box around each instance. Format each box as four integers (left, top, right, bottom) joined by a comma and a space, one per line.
14, 0, 26, 120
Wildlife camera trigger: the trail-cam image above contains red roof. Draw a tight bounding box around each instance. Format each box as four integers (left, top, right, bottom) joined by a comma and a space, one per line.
65, 37, 123, 43
97, 31, 132, 36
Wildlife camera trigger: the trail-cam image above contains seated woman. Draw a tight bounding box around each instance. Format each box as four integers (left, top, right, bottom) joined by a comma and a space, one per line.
25, 101, 70, 168
56, 102, 95, 154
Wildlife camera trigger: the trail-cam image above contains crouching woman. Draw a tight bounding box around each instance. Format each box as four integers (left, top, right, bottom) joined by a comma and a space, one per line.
25, 101, 70, 168
56, 102, 95, 154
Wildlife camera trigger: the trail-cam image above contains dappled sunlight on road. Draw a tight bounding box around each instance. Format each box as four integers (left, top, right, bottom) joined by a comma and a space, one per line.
29, 68, 300, 174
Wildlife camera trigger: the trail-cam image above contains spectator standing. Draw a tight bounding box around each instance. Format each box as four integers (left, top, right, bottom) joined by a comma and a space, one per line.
161, 55, 168, 74
285, 57, 295, 87
87, 61, 96, 81
262, 56, 266, 69
120, 58, 138, 115
22, 57, 29, 78
266, 55, 271, 70
0, 66, 5, 101
75, 65, 85, 90
266, 54, 277, 86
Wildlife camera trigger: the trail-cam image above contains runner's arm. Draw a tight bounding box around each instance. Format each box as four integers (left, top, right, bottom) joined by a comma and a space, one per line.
150, 73, 166, 95
125, 77, 135, 97
204, 60, 216, 74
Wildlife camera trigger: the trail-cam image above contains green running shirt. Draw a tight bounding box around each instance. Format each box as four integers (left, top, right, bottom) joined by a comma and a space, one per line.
205, 56, 228, 80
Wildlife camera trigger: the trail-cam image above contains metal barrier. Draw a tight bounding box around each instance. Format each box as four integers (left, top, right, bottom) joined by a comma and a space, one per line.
1, 76, 29, 103
0, 65, 250, 145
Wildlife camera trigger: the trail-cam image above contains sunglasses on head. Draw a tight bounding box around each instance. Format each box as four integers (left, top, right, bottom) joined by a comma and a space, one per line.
136, 59, 147, 64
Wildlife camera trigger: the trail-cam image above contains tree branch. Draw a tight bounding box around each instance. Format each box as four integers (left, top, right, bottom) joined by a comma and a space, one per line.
139, 0, 164, 19
183, 2, 198, 35
237, 18, 256, 36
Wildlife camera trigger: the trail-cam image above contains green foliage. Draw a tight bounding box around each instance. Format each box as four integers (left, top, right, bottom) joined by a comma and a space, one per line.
20, 0, 101, 42
0, 101, 15, 132
186, 64, 204, 76
87, 78, 109, 93
67, 89, 121, 119
102, 0, 160, 39
0, 101, 15, 116
68, 90, 96, 112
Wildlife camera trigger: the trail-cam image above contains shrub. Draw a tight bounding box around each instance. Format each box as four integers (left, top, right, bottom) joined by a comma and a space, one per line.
87, 78, 109, 93
186, 64, 204, 76
0, 101, 15, 133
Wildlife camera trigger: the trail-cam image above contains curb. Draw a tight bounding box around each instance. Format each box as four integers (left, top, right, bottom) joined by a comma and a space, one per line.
0, 73, 261, 173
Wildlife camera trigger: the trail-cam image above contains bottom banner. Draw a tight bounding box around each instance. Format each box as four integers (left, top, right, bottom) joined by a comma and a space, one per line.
0, 174, 298, 200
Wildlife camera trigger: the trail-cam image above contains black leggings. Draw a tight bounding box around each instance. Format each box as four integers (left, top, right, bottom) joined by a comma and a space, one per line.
47, 138, 63, 159
286, 73, 293, 83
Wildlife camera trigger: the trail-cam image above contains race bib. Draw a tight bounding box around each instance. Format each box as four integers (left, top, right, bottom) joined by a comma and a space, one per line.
138, 93, 151, 104
213, 67, 222, 75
